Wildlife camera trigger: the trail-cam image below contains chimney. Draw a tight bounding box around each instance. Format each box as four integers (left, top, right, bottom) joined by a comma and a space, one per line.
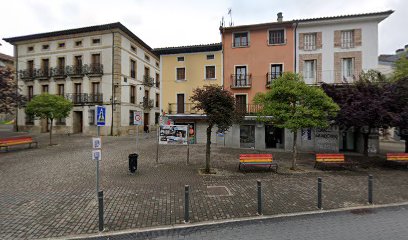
396, 48, 404, 55
277, 12, 283, 22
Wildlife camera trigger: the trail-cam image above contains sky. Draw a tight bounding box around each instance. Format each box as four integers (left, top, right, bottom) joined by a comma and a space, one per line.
0, 0, 406, 56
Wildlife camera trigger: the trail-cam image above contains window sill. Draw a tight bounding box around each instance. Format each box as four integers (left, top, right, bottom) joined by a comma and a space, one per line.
205, 78, 217, 80
232, 45, 250, 49
176, 79, 187, 82
268, 43, 286, 46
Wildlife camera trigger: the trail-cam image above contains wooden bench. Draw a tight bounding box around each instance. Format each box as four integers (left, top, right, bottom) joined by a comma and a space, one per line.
0, 136, 38, 152
239, 154, 278, 172
386, 153, 408, 166
314, 153, 353, 169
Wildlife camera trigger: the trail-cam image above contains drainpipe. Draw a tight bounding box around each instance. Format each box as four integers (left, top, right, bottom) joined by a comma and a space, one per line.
14, 45, 19, 132
111, 32, 114, 136
294, 21, 298, 73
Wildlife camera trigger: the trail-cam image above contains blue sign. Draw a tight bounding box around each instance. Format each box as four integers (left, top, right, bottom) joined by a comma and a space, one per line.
96, 106, 106, 126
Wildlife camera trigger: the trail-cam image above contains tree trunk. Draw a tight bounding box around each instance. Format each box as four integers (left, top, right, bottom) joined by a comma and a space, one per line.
205, 124, 213, 173
291, 130, 298, 170
49, 118, 53, 146
363, 133, 369, 156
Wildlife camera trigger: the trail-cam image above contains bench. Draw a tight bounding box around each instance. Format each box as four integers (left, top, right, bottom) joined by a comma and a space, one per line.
314, 153, 353, 169
0, 136, 38, 152
386, 153, 408, 166
239, 154, 278, 172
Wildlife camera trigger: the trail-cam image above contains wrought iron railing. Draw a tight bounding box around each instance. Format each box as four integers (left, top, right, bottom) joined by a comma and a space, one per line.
168, 103, 198, 114
266, 72, 282, 87
231, 74, 251, 88
65, 93, 103, 105
236, 104, 263, 115
143, 75, 155, 87
51, 67, 66, 78
88, 64, 103, 75
142, 97, 154, 109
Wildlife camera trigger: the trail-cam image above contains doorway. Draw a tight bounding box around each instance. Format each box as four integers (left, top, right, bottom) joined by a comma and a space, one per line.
177, 94, 185, 114
235, 94, 247, 114
73, 111, 83, 133
240, 125, 255, 148
265, 125, 284, 149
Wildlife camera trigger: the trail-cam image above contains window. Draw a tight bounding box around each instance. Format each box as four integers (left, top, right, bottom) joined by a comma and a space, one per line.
26, 114, 34, 125
155, 113, 160, 125
57, 57, 65, 69
156, 73, 160, 88
92, 38, 101, 44
176, 67, 186, 80
177, 94, 185, 114
74, 83, 82, 94
207, 54, 215, 60
75, 40, 82, 47
58, 42, 65, 48
57, 84, 65, 96
234, 66, 248, 87
341, 30, 354, 48
130, 86, 136, 104
91, 54, 100, 65
233, 32, 249, 47
270, 64, 283, 80
41, 59, 49, 76
156, 93, 159, 108
156, 61, 159, 68
342, 58, 354, 81
92, 82, 100, 94
27, 46, 34, 52
145, 54, 150, 61
42, 44, 49, 50
42, 85, 49, 93
304, 33, 316, 50
130, 59, 136, 78
56, 118, 66, 125
269, 29, 285, 45
89, 109, 95, 125
177, 56, 184, 62
28, 86, 34, 101
129, 111, 135, 125
74, 56, 82, 67
205, 66, 216, 79
303, 60, 316, 83
131, 45, 136, 52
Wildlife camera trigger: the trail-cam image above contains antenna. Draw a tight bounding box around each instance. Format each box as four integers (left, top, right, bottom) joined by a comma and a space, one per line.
228, 8, 233, 26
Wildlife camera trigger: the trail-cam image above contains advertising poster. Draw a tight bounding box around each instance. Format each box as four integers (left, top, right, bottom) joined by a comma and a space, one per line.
159, 125, 188, 145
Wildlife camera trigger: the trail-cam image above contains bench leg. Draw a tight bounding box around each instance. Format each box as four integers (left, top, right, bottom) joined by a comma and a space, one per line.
238, 163, 242, 171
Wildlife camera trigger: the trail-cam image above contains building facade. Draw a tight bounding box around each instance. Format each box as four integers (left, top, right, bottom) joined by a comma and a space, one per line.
154, 43, 222, 144
3, 22, 160, 136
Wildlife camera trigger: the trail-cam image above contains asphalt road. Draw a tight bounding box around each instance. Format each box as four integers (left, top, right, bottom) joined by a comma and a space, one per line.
83, 205, 408, 240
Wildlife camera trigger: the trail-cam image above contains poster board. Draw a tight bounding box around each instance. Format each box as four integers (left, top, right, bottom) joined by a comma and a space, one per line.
159, 125, 188, 145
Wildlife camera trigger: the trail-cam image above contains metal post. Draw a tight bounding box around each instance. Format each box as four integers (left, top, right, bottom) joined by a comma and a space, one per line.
96, 126, 100, 193
156, 127, 159, 164
317, 177, 322, 209
184, 185, 190, 223
98, 191, 104, 231
187, 125, 190, 165
136, 125, 139, 152
368, 175, 373, 204
257, 180, 262, 215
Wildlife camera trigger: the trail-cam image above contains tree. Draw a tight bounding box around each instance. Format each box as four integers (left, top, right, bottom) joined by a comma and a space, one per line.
392, 55, 408, 81
322, 78, 397, 155
254, 73, 339, 170
26, 94, 73, 145
0, 68, 25, 114
390, 77, 408, 152
190, 85, 238, 173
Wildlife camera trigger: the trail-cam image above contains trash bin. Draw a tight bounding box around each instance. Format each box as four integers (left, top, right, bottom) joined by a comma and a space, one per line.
129, 153, 138, 173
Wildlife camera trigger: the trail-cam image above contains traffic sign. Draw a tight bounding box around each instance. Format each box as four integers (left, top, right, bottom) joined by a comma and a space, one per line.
96, 106, 106, 126
134, 111, 142, 126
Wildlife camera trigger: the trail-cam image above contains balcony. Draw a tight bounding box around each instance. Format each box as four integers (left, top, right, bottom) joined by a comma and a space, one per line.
65, 93, 103, 105
36, 68, 51, 80
88, 63, 103, 76
142, 97, 154, 109
231, 74, 251, 89
19, 69, 35, 81
266, 72, 282, 87
168, 103, 198, 115
143, 75, 155, 87
236, 104, 263, 116
51, 67, 66, 79
66, 65, 85, 77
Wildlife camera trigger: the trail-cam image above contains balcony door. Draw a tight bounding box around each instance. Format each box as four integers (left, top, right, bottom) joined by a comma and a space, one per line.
177, 93, 185, 114
235, 94, 247, 114
74, 83, 82, 104
235, 66, 247, 87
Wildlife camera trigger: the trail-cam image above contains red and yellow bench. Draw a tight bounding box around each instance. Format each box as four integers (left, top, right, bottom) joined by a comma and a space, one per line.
239, 154, 278, 172
0, 136, 38, 152
314, 153, 353, 169
386, 153, 408, 165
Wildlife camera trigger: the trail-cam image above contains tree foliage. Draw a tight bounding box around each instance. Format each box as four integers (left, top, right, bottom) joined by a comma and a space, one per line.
254, 73, 339, 169
0, 68, 25, 114
390, 77, 408, 152
190, 85, 239, 173
392, 55, 408, 81
26, 94, 73, 145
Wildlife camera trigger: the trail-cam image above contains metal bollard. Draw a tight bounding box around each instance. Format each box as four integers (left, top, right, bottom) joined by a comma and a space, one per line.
257, 180, 262, 215
98, 191, 104, 232
184, 185, 190, 223
317, 177, 322, 209
368, 175, 373, 204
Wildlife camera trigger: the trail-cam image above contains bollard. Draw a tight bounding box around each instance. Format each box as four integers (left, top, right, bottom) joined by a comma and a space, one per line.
368, 175, 373, 204
257, 180, 262, 215
317, 177, 322, 209
184, 185, 190, 223
98, 191, 104, 232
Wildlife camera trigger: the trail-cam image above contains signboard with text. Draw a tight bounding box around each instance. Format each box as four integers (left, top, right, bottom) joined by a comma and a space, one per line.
159, 125, 188, 145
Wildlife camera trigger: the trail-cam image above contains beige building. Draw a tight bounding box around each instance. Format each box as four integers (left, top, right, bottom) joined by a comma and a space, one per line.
3, 22, 160, 135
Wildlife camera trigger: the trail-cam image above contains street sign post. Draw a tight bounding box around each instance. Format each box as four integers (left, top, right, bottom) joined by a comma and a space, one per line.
96, 106, 106, 126
134, 111, 142, 152
94, 105, 105, 231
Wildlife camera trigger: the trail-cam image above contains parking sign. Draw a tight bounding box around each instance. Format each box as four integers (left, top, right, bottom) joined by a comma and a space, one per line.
96, 106, 106, 126
134, 111, 142, 126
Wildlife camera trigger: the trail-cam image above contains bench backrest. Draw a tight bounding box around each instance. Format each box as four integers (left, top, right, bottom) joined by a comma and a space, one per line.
0, 136, 34, 145
240, 154, 273, 163
316, 153, 345, 162
386, 153, 408, 161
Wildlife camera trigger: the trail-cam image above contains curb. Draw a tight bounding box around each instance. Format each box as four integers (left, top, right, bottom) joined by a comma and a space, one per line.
56, 201, 408, 240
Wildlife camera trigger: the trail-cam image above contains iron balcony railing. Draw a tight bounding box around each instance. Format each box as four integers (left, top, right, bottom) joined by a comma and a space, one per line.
231, 74, 251, 88
266, 72, 283, 87
236, 104, 263, 116
142, 97, 154, 109
168, 103, 198, 115
143, 75, 155, 87
19, 68, 50, 80
65, 93, 103, 105
19, 64, 104, 81
19, 69, 35, 80
88, 63, 103, 75
51, 67, 66, 78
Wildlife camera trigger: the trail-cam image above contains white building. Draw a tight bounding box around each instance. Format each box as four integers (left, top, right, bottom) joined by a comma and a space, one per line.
3, 22, 160, 136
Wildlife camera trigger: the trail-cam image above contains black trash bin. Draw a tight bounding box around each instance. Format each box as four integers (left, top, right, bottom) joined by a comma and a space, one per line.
129, 153, 138, 173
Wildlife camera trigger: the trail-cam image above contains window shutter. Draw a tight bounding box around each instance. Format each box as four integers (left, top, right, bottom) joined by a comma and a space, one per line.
334, 30, 341, 47
354, 29, 362, 46
316, 32, 322, 49
299, 33, 304, 49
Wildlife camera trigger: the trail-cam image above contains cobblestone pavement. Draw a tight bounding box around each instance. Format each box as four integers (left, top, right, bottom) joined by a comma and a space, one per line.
0, 131, 407, 239
84, 205, 408, 240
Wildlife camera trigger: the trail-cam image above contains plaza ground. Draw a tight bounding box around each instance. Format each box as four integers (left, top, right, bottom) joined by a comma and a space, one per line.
0, 128, 406, 239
